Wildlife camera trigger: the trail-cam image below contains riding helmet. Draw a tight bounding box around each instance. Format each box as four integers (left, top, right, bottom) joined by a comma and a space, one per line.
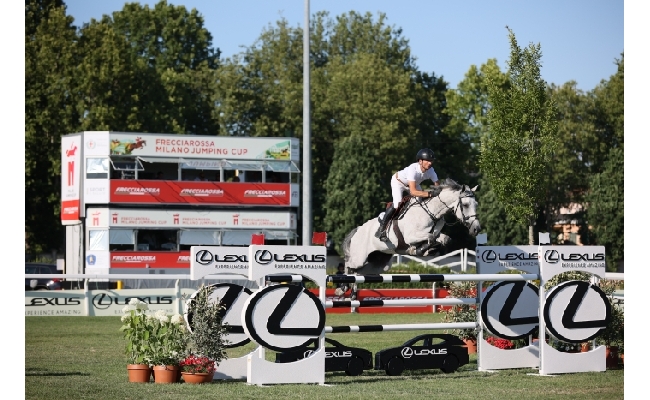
416, 148, 434, 162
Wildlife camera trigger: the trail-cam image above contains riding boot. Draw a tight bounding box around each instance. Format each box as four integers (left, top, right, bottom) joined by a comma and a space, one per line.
375, 204, 396, 242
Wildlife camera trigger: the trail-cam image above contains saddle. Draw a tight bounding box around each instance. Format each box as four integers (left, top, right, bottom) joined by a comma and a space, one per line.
380, 195, 414, 251
384, 195, 413, 221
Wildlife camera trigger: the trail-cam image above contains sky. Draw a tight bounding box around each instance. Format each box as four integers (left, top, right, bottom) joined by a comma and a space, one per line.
63, 0, 625, 91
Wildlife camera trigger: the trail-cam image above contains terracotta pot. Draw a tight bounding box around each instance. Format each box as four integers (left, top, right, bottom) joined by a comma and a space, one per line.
605, 346, 620, 369
581, 343, 590, 352
463, 339, 477, 354
181, 372, 213, 384
153, 365, 181, 384
127, 364, 152, 383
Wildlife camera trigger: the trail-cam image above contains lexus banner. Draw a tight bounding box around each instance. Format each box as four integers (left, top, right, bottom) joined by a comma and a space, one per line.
109, 181, 299, 206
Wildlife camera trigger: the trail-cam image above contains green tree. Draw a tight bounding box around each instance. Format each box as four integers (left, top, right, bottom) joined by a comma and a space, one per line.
217, 11, 462, 237
476, 177, 528, 246
445, 59, 508, 182
480, 27, 558, 244
585, 147, 623, 271
78, 0, 220, 133
323, 135, 384, 254
25, 0, 78, 253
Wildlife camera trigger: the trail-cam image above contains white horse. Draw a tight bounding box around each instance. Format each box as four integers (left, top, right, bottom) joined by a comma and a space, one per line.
341, 179, 481, 277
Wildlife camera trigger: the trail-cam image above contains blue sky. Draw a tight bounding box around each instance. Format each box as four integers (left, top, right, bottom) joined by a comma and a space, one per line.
64, 0, 625, 91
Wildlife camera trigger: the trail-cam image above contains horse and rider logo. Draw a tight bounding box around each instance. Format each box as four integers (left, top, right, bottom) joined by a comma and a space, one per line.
110, 137, 147, 155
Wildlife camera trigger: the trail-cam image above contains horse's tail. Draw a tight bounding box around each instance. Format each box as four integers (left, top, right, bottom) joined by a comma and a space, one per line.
341, 227, 358, 265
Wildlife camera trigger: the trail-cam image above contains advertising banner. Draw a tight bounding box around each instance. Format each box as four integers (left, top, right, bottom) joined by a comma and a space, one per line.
111, 251, 191, 268
86, 208, 297, 230
108, 133, 300, 161
25, 288, 195, 316
109, 181, 299, 206
61, 134, 82, 223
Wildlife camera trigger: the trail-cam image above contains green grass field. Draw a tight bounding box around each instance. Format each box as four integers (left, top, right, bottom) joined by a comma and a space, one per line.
25, 314, 623, 400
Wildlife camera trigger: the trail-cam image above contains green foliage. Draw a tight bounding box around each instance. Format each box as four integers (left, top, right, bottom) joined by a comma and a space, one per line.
185, 285, 230, 365
445, 59, 508, 181
323, 135, 385, 254
442, 280, 478, 341
585, 131, 624, 268
480, 27, 558, 234
147, 310, 189, 366
476, 176, 528, 245
25, 0, 78, 253
119, 299, 152, 364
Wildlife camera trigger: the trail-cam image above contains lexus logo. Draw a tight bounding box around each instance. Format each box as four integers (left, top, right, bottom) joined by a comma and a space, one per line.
401, 347, 413, 359
93, 293, 115, 310
255, 250, 273, 265
544, 250, 560, 264
243, 284, 326, 352
543, 281, 610, 343
481, 250, 498, 263
195, 250, 213, 265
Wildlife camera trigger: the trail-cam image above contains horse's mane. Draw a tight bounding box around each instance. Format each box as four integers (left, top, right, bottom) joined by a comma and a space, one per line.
427, 178, 462, 197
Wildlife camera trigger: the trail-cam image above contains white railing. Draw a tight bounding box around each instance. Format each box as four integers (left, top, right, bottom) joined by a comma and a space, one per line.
392, 248, 476, 272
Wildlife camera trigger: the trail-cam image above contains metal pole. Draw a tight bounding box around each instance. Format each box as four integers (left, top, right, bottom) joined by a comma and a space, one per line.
301, 0, 312, 246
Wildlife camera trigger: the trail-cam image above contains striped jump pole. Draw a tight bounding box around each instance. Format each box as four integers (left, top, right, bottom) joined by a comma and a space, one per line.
266, 273, 538, 283
326, 322, 477, 333
326, 298, 475, 308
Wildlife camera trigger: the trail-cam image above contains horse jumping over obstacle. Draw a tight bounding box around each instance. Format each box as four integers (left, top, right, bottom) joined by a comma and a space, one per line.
341, 179, 481, 280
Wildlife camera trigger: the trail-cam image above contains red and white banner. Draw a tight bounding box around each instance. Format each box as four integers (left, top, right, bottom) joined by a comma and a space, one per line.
87, 207, 297, 229
109, 181, 299, 206
110, 251, 191, 268
61, 135, 82, 223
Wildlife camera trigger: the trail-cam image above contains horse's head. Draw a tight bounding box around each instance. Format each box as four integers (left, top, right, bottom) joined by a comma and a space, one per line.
437, 179, 481, 236
455, 184, 481, 236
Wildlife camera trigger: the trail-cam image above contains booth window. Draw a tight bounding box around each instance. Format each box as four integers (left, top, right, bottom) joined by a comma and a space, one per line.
109, 229, 135, 251
88, 229, 109, 251
137, 229, 178, 251
86, 158, 109, 179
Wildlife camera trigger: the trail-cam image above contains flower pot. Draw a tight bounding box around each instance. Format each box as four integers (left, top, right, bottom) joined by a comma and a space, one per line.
581, 343, 590, 352
127, 364, 152, 383
153, 365, 180, 384
463, 339, 477, 354
181, 372, 213, 384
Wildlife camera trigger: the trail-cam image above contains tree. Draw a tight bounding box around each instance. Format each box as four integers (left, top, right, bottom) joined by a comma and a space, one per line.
323, 135, 384, 254
480, 27, 558, 244
585, 147, 623, 271
445, 59, 508, 183
77, 0, 221, 134
25, 0, 78, 253
217, 11, 463, 238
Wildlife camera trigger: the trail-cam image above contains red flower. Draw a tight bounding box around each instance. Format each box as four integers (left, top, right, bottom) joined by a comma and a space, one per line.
180, 354, 216, 374
486, 336, 514, 349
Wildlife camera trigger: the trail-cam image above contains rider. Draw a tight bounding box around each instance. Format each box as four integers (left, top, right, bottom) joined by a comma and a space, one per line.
375, 148, 440, 241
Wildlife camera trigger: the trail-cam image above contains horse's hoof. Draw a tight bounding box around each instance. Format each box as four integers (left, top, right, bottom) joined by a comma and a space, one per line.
334, 288, 344, 296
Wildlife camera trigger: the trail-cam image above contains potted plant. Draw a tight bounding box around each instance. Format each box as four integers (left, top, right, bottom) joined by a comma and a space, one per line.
442, 280, 478, 353
179, 354, 216, 384
147, 310, 189, 383
183, 284, 230, 382
595, 279, 624, 369
120, 298, 154, 383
